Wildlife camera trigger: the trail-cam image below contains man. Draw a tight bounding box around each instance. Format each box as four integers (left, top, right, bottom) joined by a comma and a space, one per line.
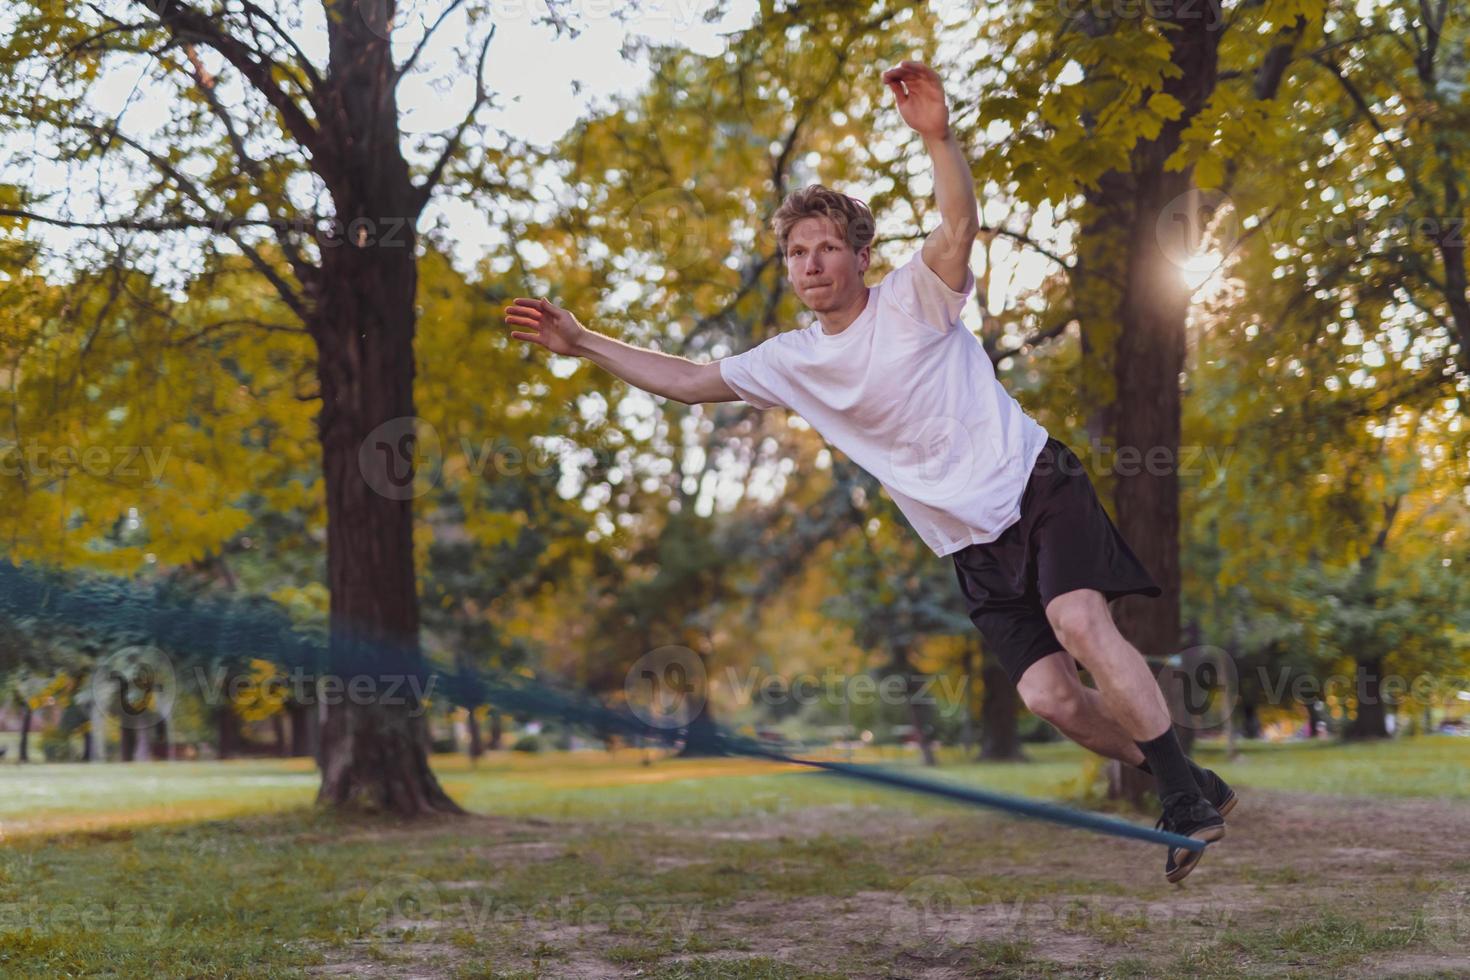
504, 61, 1234, 882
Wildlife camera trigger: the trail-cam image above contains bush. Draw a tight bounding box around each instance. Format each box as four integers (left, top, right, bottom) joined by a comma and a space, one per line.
41, 729, 80, 762
511, 734, 543, 753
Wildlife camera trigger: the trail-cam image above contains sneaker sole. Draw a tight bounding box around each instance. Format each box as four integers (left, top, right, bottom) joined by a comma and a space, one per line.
1217, 791, 1238, 818
1166, 823, 1226, 884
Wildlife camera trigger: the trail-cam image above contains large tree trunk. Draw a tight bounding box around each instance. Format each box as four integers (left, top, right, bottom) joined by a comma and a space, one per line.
18, 704, 31, 763
978, 658, 1025, 762
309, 3, 461, 817
1346, 659, 1391, 739
288, 701, 313, 757
677, 706, 728, 757
466, 707, 484, 761
215, 701, 240, 760
1080, 3, 1223, 809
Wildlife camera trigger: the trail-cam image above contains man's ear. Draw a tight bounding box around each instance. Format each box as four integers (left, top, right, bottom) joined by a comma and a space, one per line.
857, 245, 871, 272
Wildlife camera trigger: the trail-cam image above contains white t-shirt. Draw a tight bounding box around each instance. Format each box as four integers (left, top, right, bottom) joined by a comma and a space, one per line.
718, 249, 1049, 557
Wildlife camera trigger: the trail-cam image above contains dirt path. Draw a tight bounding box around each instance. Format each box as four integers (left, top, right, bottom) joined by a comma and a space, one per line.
308, 788, 1470, 979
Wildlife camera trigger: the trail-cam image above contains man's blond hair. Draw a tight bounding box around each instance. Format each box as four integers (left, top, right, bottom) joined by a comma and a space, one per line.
771, 184, 876, 258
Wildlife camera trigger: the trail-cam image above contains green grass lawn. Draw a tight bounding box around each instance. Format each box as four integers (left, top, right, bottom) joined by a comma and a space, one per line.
1, 736, 1466, 978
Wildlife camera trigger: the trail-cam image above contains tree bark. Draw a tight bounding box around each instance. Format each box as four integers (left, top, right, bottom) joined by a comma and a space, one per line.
215, 702, 240, 760
466, 707, 484, 761
308, 3, 461, 817
1346, 659, 1391, 739
18, 704, 31, 763
1081, 3, 1223, 809
288, 701, 312, 756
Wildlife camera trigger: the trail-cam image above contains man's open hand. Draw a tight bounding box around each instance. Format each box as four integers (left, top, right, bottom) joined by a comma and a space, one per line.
503, 297, 586, 356
883, 60, 950, 141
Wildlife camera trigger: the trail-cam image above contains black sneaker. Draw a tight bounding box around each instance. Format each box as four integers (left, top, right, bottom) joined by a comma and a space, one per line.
1195, 767, 1238, 818
1155, 792, 1226, 884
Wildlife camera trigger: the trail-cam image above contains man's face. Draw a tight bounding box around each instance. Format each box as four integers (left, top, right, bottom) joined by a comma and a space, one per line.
784, 215, 870, 313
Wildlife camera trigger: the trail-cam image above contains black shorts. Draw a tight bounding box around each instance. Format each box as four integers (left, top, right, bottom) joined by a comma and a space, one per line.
950, 436, 1162, 687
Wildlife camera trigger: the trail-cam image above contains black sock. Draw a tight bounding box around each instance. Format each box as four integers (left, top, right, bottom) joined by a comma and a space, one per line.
1135, 728, 1202, 802
1134, 756, 1210, 784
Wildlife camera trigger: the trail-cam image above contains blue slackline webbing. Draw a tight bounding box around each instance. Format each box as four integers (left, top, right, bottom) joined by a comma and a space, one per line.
0, 559, 1202, 852
731, 741, 1205, 851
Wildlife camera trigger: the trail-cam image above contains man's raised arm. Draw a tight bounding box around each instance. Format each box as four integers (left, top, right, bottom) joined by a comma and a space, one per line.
503, 296, 739, 405
882, 61, 980, 290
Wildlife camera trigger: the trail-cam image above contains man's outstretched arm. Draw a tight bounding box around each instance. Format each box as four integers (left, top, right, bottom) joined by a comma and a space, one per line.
883, 61, 980, 291
503, 296, 739, 405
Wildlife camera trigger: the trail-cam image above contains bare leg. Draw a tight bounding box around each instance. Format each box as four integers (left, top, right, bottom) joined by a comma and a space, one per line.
1014, 651, 1147, 766
1043, 589, 1173, 741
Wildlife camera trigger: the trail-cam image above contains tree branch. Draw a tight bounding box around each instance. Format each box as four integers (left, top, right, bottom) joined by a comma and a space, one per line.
412, 24, 497, 213
132, 0, 325, 167
395, 0, 469, 82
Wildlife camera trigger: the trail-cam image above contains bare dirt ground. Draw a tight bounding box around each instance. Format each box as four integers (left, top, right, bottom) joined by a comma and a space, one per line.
307, 788, 1470, 979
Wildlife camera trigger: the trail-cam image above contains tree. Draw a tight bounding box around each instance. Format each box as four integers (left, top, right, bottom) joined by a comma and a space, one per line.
0, 0, 559, 813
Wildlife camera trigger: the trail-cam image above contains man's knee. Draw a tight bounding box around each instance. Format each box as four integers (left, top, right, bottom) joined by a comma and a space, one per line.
1045, 590, 1112, 651
1018, 681, 1084, 730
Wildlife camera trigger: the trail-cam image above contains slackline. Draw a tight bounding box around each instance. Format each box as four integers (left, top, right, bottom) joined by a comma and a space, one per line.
0, 560, 1203, 852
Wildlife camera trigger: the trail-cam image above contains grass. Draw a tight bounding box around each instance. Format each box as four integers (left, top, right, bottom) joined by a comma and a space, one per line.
0, 735, 1465, 978
3, 736, 1465, 837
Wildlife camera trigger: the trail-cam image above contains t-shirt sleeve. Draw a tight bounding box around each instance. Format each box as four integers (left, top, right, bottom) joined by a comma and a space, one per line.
883, 247, 976, 331
718, 335, 790, 410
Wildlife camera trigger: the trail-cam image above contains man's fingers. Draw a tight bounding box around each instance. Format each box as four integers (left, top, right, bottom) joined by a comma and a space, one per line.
510, 331, 542, 345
